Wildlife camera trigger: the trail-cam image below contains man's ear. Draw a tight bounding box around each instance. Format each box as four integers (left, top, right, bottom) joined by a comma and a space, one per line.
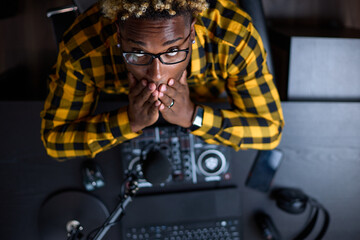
190, 17, 197, 42
115, 20, 120, 33
114, 21, 122, 46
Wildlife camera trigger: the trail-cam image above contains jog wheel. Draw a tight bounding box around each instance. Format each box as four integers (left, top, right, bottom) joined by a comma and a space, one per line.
197, 149, 228, 176
38, 190, 109, 240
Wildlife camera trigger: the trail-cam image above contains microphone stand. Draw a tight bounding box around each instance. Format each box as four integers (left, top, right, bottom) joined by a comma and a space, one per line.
87, 173, 139, 240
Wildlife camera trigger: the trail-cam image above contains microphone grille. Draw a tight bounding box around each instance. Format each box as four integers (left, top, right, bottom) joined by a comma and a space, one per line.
142, 149, 171, 185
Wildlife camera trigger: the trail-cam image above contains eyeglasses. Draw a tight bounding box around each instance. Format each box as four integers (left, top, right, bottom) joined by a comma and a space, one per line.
121, 31, 191, 66
122, 49, 189, 66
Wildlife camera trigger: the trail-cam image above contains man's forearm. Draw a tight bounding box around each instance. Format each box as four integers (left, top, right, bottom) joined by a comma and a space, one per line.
190, 105, 284, 151
41, 106, 140, 160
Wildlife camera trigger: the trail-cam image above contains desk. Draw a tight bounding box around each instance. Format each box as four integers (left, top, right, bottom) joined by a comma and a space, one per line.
243, 102, 360, 239
0, 101, 359, 239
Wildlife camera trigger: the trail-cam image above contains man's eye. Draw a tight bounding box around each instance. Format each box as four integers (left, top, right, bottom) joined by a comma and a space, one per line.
165, 51, 178, 57
134, 53, 145, 57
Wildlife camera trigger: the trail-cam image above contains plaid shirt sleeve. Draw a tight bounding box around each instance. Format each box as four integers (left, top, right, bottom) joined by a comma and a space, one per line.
190, 0, 284, 150
40, 25, 140, 160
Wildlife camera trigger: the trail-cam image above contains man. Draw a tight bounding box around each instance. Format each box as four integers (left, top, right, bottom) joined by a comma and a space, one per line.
41, 0, 284, 160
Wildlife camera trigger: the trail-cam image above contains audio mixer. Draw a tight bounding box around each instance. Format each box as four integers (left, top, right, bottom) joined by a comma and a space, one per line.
120, 126, 233, 189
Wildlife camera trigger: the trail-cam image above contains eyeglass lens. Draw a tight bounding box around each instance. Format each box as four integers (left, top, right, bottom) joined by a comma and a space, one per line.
124, 50, 188, 65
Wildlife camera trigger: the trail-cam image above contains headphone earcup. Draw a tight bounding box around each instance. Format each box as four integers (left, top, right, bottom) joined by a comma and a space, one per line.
272, 188, 308, 214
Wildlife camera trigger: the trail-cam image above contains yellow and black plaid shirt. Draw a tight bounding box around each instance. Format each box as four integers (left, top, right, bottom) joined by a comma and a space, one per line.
41, 0, 284, 159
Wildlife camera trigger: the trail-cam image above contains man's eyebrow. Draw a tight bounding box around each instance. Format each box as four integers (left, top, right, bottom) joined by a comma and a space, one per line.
128, 39, 146, 46
127, 37, 183, 47
162, 37, 183, 46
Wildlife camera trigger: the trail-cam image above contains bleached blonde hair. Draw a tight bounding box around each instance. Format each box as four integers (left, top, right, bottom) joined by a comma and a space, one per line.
101, 0, 208, 20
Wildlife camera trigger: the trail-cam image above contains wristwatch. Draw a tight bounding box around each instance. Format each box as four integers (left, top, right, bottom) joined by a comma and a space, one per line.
189, 105, 204, 131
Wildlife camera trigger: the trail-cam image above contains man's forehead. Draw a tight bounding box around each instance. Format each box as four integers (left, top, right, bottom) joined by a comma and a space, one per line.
120, 15, 189, 33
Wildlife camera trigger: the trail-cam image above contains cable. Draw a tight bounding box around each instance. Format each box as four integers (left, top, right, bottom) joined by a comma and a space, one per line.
315, 205, 330, 240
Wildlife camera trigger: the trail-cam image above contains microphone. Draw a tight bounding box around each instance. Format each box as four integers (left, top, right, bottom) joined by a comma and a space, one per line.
142, 149, 172, 185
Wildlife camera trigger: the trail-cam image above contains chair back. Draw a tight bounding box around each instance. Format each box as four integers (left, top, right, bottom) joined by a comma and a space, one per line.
73, 0, 99, 13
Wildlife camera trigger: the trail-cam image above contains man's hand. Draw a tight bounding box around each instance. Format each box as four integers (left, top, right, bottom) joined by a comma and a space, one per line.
127, 73, 161, 132
158, 70, 195, 128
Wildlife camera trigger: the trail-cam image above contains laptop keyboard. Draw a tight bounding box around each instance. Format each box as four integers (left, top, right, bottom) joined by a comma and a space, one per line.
124, 218, 241, 240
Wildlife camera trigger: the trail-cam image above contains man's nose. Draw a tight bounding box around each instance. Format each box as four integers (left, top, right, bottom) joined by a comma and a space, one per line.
146, 58, 163, 83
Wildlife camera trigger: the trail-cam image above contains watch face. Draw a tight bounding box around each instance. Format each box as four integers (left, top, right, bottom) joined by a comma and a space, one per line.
190, 106, 204, 131
193, 115, 203, 127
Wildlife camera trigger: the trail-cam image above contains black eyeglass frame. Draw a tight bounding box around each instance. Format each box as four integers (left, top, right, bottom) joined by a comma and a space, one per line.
122, 48, 190, 66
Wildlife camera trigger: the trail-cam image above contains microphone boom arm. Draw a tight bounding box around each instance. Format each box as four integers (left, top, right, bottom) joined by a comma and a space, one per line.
90, 173, 139, 240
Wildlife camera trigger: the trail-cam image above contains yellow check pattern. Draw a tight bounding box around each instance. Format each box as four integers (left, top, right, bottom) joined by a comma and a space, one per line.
41, 0, 284, 160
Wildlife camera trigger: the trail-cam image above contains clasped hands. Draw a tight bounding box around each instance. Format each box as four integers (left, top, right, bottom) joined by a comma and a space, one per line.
127, 71, 195, 133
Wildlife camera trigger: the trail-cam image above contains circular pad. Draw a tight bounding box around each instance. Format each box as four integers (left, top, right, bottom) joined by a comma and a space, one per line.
38, 190, 109, 240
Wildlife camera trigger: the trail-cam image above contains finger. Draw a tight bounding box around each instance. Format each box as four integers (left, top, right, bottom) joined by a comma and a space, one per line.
158, 88, 174, 108
150, 100, 161, 114
164, 71, 187, 95
158, 95, 175, 112
167, 78, 180, 90
143, 88, 159, 108
159, 102, 166, 111
167, 70, 187, 88
138, 82, 157, 104
129, 76, 147, 98
148, 89, 159, 105
129, 80, 146, 102
158, 83, 177, 101
144, 96, 160, 117
131, 81, 156, 107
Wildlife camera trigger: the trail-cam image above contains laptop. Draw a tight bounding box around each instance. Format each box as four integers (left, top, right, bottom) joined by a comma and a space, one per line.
120, 187, 242, 239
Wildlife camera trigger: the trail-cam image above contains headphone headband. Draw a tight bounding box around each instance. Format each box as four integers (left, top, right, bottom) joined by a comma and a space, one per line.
256, 187, 330, 240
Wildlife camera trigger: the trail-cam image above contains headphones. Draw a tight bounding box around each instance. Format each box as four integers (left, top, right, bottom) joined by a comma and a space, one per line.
255, 187, 330, 240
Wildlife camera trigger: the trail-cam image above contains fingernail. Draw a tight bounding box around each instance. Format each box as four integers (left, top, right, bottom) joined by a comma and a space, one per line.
155, 100, 160, 106
168, 79, 174, 86
152, 90, 158, 97
142, 80, 147, 86
160, 104, 164, 110
159, 92, 164, 97
160, 85, 166, 92
149, 83, 155, 91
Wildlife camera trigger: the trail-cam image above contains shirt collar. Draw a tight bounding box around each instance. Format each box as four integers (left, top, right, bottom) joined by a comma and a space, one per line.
189, 25, 207, 78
